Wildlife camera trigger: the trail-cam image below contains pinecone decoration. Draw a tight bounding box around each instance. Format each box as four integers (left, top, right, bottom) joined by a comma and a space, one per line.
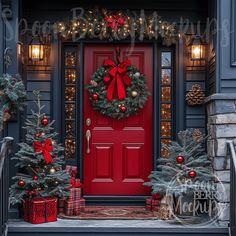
186, 84, 205, 106
158, 205, 172, 220
192, 129, 203, 142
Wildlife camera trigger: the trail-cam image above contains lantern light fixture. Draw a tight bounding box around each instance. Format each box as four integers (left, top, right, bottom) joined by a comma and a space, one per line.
189, 36, 205, 60
28, 34, 44, 61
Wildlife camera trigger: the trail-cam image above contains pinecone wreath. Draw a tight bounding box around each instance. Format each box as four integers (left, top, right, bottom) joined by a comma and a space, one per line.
192, 129, 203, 142
186, 84, 205, 106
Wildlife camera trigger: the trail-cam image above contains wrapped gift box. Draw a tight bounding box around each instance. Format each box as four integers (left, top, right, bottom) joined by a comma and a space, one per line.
146, 198, 161, 211
66, 165, 78, 178
64, 198, 86, 216
58, 198, 66, 214
23, 197, 57, 224
68, 187, 81, 201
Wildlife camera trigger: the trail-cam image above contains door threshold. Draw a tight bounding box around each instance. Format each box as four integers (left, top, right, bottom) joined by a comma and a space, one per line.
84, 195, 148, 206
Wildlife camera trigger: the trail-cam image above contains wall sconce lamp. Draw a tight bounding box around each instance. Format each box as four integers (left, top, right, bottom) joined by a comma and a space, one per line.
28, 35, 44, 61
189, 36, 205, 60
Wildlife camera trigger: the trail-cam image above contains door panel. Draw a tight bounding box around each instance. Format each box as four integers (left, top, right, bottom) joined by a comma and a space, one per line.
84, 44, 153, 196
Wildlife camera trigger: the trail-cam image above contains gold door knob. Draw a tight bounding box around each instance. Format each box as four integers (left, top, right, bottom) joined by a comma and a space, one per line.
86, 130, 91, 154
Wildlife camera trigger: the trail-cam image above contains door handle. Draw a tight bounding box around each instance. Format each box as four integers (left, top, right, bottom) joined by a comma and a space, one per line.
86, 130, 91, 154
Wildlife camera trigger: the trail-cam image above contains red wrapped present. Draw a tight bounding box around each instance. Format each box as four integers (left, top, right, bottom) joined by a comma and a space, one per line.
58, 198, 66, 214
68, 187, 81, 201
146, 198, 161, 211
64, 200, 81, 216
23, 197, 57, 224
66, 165, 78, 178
152, 193, 161, 200
78, 198, 85, 211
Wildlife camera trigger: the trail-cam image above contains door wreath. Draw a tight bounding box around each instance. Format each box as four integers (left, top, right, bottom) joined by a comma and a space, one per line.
87, 49, 150, 119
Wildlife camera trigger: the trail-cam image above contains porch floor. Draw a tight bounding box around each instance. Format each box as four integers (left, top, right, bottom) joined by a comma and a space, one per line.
8, 219, 228, 235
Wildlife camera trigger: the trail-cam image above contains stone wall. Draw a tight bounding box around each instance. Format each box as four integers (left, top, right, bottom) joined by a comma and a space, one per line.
206, 94, 236, 226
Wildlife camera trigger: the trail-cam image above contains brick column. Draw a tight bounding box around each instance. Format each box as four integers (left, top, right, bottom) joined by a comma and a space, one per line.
206, 94, 236, 226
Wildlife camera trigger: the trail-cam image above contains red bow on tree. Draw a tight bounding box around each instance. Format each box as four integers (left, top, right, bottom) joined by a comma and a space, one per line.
33, 138, 53, 164
104, 14, 126, 31
103, 59, 132, 101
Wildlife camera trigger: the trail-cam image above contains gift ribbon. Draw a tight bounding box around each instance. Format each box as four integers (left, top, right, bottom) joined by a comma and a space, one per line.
34, 139, 53, 164
103, 58, 132, 101
71, 178, 82, 188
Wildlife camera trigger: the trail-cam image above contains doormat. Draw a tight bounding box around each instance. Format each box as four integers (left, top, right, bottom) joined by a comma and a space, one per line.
59, 206, 158, 220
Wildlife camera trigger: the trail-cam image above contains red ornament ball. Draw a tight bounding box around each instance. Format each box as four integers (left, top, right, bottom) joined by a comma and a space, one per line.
35, 167, 39, 172
18, 179, 25, 187
35, 133, 40, 138
188, 170, 197, 178
41, 116, 49, 126
119, 105, 127, 113
92, 93, 99, 101
33, 175, 38, 181
176, 155, 185, 164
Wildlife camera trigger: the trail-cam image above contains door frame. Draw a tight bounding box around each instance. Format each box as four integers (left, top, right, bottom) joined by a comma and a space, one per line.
59, 39, 179, 204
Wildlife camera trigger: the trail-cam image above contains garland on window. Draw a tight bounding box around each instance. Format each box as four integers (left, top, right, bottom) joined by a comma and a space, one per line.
0, 74, 26, 131
56, 9, 179, 45
87, 50, 150, 119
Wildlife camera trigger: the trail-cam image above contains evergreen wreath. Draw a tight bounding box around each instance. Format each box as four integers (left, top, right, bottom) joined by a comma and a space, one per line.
87, 56, 150, 119
0, 74, 26, 131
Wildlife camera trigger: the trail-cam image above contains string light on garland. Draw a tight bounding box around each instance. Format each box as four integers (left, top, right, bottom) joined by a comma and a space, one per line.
55, 9, 179, 46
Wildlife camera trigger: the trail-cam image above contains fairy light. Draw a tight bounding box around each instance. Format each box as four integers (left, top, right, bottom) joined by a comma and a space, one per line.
56, 9, 178, 45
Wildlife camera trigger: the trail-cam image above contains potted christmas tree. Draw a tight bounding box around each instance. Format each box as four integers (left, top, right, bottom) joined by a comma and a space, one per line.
10, 90, 70, 224
145, 129, 215, 219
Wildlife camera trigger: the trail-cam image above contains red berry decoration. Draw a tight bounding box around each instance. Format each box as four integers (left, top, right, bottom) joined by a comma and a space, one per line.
119, 105, 127, 113
92, 93, 99, 101
35, 133, 40, 138
18, 179, 25, 187
33, 175, 38, 180
176, 155, 185, 164
35, 167, 39, 172
41, 116, 49, 126
188, 170, 197, 178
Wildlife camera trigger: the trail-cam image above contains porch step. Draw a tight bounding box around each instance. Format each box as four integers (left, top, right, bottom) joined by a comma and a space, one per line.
8, 219, 229, 236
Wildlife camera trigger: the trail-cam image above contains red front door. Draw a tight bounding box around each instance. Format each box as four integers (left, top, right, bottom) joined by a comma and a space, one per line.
84, 44, 153, 196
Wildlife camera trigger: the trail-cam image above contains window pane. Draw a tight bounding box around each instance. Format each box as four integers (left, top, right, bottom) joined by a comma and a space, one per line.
66, 52, 76, 67
65, 69, 76, 84
161, 52, 171, 67
65, 86, 76, 101
161, 104, 172, 119
65, 139, 76, 159
161, 69, 171, 85
161, 87, 171, 102
65, 121, 75, 137
161, 121, 171, 137
65, 104, 76, 119
161, 139, 171, 158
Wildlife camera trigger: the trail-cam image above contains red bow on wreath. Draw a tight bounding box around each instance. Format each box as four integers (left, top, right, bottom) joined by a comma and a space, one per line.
34, 138, 53, 164
103, 59, 132, 101
104, 14, 126, 31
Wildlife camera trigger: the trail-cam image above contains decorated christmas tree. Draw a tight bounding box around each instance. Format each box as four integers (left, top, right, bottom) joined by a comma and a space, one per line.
145, 129, 214, 196
10, 91, 70, 205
